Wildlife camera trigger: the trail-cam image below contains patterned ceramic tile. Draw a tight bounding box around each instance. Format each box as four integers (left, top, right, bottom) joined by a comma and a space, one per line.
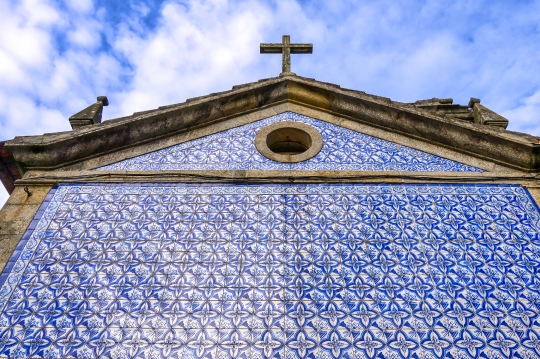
1, 183, 539, 358
97, 112, 483, 172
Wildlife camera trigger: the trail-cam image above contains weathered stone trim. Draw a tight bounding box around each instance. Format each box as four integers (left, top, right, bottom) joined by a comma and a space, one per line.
16, 169, 538, 186
525, 186, 540, 209
0, 185, 52, 274
286, 104, 510, 172
4, 76, 539, 177
0, 142, 21, 194
65, 104, 510, 172
64, 104, 286, 171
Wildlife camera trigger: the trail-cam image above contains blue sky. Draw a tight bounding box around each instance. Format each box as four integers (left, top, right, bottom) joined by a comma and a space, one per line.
1, 0, 540, 205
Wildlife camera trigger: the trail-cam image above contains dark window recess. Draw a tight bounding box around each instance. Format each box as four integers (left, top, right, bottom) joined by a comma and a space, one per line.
266, 128, 312, 155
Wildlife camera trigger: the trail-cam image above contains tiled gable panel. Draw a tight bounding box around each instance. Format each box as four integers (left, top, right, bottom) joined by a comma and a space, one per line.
98, 112, 482, 172
1, 183, 540, 358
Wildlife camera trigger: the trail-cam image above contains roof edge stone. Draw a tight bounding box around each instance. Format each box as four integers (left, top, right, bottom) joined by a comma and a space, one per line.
2, 75, 540, 182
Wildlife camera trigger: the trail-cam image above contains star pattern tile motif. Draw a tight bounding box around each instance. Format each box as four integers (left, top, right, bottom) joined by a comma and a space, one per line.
0, 183, 539, 359
97, 112, 482, 172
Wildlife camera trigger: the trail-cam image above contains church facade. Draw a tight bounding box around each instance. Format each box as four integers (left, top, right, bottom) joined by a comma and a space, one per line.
1, 72, 540, 358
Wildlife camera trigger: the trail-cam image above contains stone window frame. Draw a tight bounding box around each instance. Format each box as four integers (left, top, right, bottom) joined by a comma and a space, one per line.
255, 121, 323, 163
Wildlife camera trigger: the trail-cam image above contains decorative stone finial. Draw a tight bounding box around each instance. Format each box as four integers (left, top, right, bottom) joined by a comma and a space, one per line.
466, 97, 508, 128
472, 102, 509, 129
260, 35, 313, 75
97, 96, 109, 106
69, 96, 109, 130
468, 97, 481, 108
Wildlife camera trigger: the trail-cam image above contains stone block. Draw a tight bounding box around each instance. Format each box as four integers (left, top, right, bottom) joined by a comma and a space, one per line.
0, 234, 23, 265
472, 103, 509, 129
0, 220, 32, 235
4, 186, 51, 205
527, 187, 540, 208
0, 185, 50, 272
0, 204, 40, 223
69, 96, 108, 130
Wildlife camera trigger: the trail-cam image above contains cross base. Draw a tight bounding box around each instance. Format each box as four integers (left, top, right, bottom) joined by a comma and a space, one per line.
279, 71, 296, 77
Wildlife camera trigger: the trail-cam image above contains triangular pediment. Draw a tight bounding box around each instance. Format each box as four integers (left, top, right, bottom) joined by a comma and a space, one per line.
1, 74, 537, 191
97, 111, 482, 172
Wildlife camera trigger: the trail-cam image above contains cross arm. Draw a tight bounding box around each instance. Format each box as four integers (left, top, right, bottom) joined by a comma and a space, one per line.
260, 44, 284, 53
289, 44, 313, 54
259, 36, 313, 73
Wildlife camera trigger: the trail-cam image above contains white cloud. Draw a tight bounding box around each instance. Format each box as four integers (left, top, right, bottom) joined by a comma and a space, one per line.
504, 90, 540, 136
65, 0, 94, 13
112, 0, 274, 113
0, 1, 59, 87
66, 21, 102, 48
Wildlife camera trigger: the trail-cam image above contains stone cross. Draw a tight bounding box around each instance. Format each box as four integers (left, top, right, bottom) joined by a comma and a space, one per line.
260, 35, 313, 75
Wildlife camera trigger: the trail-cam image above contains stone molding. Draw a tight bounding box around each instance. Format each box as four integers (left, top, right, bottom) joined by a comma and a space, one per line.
15, 169, 536, 186
472, 103, 509, 128
1, 75, 539, 191
0, 185, 52, 273
254, 121, 323, 163
65, 104, 509, 172
68, 96, 109, 130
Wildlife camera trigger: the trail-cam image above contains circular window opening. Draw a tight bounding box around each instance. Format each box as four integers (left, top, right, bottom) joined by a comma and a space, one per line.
255, 121, 323, 163
267, 127, 312, 155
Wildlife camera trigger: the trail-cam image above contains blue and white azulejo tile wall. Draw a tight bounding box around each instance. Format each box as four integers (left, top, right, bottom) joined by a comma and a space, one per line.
1, 183, 540, 358
97, 112, 482, 172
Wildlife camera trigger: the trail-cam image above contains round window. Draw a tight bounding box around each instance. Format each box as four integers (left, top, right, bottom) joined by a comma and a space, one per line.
267, 127, 312, 155
255, 121, 323, 163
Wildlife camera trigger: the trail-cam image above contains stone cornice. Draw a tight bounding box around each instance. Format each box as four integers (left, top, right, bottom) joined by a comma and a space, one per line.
2, 75, 540, 183
15, 169, 540, 186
